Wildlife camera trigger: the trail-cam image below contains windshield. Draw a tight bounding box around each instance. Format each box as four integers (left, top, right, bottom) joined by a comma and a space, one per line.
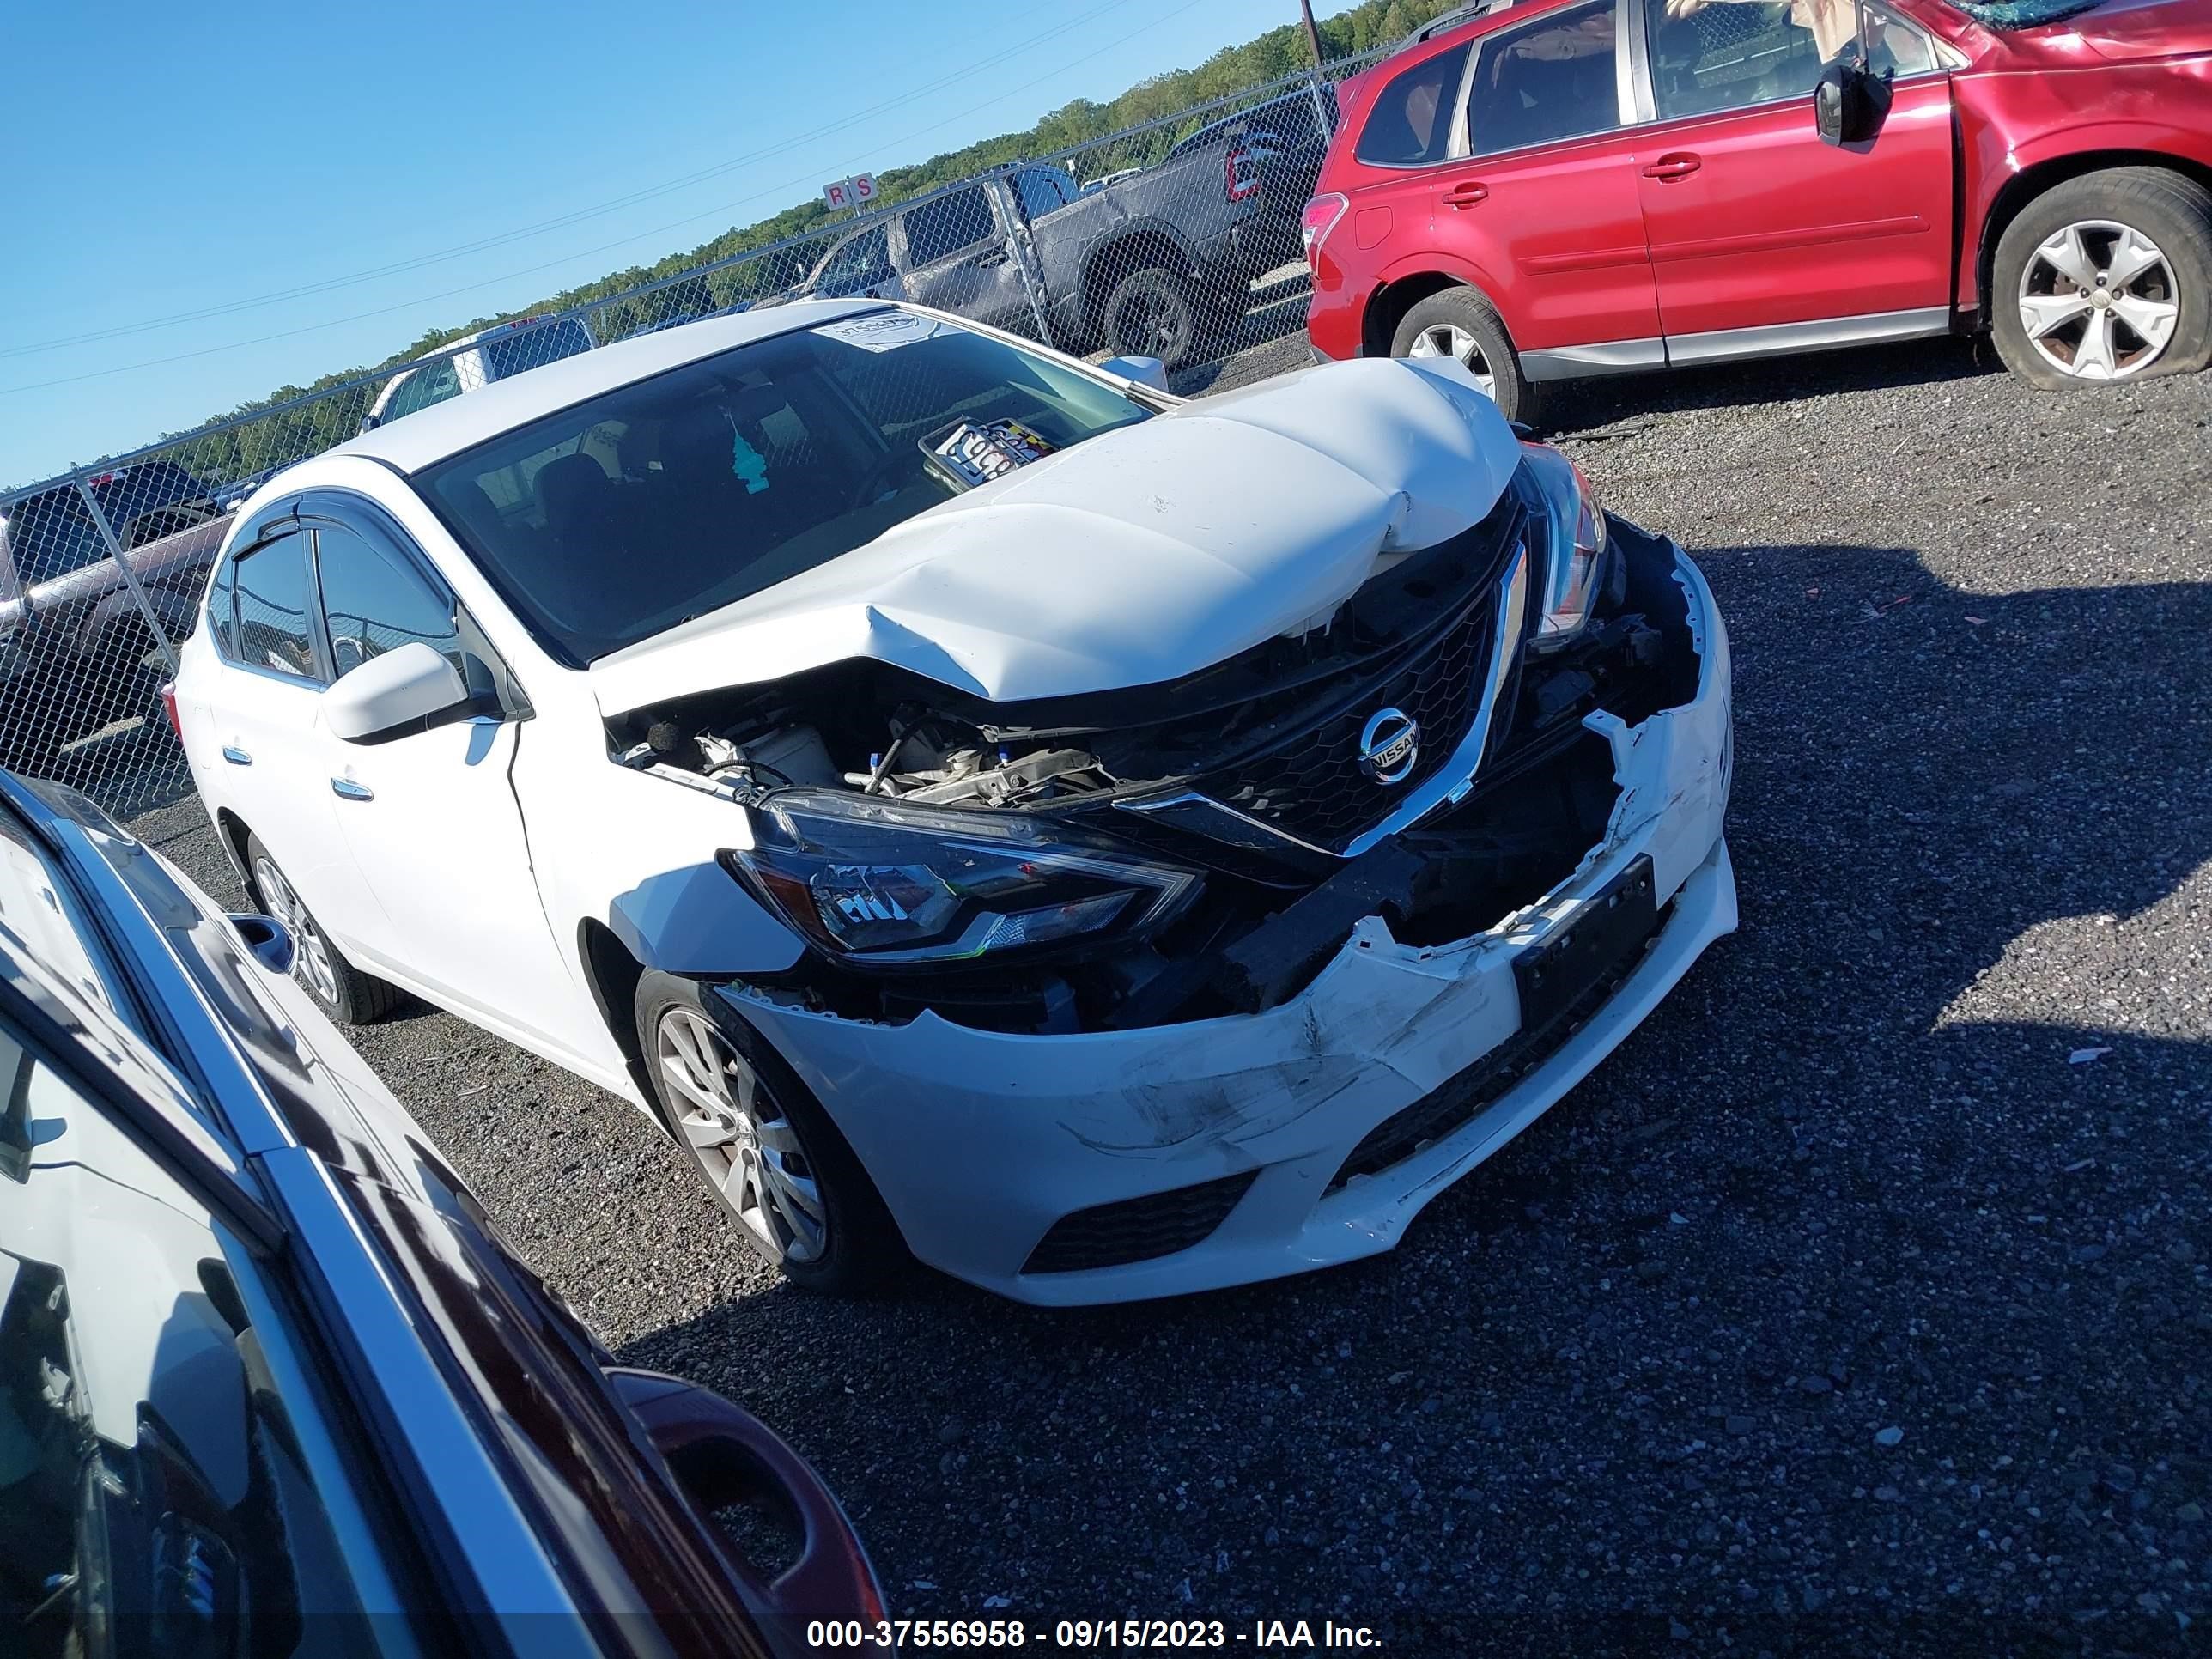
1952, 0, 2100, 23
416, 313, 1152, 664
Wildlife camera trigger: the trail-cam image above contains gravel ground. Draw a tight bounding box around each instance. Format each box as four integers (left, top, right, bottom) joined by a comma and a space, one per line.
128, 333, 2212, 1655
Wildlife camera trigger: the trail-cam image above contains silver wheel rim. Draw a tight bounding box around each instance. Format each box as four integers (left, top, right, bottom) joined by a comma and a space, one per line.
654, 1007, 828, 1266
2018, 219, 2180, 382
1407, 321, 1497, 399
252, 854, 338, 1008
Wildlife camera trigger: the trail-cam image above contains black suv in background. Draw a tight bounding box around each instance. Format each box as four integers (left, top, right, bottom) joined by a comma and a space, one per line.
0, 464, 229, 770
781, 83, 1336, 371
0, 769, 886, 1656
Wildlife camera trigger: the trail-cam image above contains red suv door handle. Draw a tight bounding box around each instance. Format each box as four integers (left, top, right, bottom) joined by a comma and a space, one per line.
1641, 154, 1702, 182
1443, 181, 1489, 209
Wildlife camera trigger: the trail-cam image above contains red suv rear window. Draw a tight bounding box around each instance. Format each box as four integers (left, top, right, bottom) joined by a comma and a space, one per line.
1353, 42, 1471, 167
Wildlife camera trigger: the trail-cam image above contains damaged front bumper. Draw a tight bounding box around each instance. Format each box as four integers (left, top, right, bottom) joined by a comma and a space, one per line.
719, 538, 1735, 1305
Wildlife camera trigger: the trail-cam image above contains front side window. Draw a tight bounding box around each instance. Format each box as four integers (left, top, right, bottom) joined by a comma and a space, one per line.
1015, 168, 1074, 222
1356, 42, 1471, 167
417, 315, 1152, 664
0, 808, 131, 1030
903, 186, 998, 267
380, 359, 463, 424
1469, 0, 1624, 156
1641, 0, 1936, 119
228, 530, 320, 681
311, 523, 461, 681
0, 1010, 386, 1658
816, 222, 892, 293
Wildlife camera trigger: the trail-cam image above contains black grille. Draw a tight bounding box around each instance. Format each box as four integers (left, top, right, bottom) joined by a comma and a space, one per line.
1195, 597, 1495, 854
1021, 1170, 1259, 1275
1328, 890, 1674, 1192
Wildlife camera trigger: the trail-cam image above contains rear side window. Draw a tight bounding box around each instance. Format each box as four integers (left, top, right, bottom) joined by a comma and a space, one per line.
1355, 42, 1470, 166
479, 319, 596, 383
1470, 0, 1623, 156
229, 531, 321, 681
904, 186, 998, 266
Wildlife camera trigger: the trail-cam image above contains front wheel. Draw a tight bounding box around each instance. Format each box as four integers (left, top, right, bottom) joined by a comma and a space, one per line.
634, 971, 902, 1294
1990, 167, 2212, 389
1100, 265, 1201, 371
1391, 287, 1534, 425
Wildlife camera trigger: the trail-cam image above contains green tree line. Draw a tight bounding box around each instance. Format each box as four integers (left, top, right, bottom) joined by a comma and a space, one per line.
22, 0, 1460, 494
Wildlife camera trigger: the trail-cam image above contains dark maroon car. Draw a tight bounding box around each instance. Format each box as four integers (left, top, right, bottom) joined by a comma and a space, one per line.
0, 767, 886, 1657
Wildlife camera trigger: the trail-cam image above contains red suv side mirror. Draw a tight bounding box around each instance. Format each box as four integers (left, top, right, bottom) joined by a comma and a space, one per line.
1815, 60, 1894, 147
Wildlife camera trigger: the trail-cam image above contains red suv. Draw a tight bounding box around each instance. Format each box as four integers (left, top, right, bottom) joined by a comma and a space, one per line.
1304, 0, 2212, 422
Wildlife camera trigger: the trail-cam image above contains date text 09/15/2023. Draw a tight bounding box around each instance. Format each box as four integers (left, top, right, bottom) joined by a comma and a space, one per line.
803, 1617, 1384, 1650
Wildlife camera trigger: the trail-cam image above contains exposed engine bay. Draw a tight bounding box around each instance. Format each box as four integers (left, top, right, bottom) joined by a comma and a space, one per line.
606, 477, 1704, 1037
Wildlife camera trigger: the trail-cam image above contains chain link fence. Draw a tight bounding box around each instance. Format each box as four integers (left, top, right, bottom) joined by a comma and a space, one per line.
0, 41, 1413, 818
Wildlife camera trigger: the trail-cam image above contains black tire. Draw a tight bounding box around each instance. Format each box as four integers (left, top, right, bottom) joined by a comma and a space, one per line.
1100, 265, 1202, 371
1389, 286, 1534, 426
242, 833, 402, 1024
634, 970, 904, 1295
1990, 167, 2212, 391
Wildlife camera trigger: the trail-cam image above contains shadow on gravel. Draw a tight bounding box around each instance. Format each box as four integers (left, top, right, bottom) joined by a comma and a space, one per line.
1537, 336, 2002, 439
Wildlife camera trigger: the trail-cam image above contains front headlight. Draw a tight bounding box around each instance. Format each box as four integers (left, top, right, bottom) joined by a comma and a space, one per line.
1520, 445, 1609, 649
725, 790, 1201, 967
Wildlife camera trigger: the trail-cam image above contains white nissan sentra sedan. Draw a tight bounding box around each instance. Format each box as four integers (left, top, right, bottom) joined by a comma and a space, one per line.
173, 300, 1735, 1305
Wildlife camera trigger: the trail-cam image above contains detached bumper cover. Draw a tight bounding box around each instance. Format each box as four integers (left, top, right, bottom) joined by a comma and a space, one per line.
723, 540, 1735, 1305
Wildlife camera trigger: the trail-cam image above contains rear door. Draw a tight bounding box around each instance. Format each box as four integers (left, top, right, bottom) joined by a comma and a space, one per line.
1432, 0, 1664, 362
1630, 0, 1955, 349
894, 182, 1034, 331
198, 519, 380, 939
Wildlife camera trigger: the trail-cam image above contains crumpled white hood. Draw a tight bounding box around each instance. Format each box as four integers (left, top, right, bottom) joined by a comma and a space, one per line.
590, 356, 1521, 715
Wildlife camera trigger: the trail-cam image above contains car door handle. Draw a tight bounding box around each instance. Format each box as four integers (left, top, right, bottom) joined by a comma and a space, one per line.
1641, 154, 1702, 181
221, 745, 252, 766
1443, 181, 1489, 209
330, 777, 373, 802
972, 248, 1010, 268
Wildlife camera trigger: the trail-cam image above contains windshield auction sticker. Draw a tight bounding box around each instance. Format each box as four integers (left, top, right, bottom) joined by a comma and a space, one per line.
814, 312, 951, 353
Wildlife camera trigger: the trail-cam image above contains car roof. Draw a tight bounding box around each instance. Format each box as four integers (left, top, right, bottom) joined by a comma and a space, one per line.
334, 296, 887, 474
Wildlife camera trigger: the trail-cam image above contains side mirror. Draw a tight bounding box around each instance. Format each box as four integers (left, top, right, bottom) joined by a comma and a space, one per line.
1814, 60, 1893, 147
1101, 354, 1170, 393
227, 913, 295, 975
324, 641, 471, 743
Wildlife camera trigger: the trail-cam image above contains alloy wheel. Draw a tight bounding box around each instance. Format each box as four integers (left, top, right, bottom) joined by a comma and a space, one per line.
654, 1007, 828, 1265
1406, 321, 1497, 398
2017, 220, 2181, 382
251, 854, 339, 1008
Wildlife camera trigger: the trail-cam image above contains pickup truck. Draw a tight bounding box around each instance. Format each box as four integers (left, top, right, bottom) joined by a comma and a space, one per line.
1304, 0, 2212, 422
0, 465, 229, 771
780, 92, 1337, 371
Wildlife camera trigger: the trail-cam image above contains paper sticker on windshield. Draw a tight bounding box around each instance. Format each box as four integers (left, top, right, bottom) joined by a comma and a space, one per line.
923, 418, 1058, 490
814, 313, 949, 353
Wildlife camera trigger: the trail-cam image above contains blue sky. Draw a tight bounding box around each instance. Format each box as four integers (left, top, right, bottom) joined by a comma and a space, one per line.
0, 0, 1297, 487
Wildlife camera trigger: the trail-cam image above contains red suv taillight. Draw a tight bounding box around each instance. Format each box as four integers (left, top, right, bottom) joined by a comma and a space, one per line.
1224, 143, 1259, 203
157, 680, 182, 745
1302, 193, 1348, 268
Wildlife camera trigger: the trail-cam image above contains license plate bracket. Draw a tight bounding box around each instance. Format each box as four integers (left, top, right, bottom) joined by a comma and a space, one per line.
1512, 854, 1659, 1032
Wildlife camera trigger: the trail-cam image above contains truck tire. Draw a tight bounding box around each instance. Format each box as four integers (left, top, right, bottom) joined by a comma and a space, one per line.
1101, 265, 1202, 371
1391, 287, 1533, 425
1990, 167, 2212, 390
244, 833, 403, 1024
635, 970, 904, 1295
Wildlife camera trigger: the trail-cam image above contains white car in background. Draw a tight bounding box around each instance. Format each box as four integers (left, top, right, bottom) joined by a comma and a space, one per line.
173, 301, 1735, 1305
359, 313, 599, 431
